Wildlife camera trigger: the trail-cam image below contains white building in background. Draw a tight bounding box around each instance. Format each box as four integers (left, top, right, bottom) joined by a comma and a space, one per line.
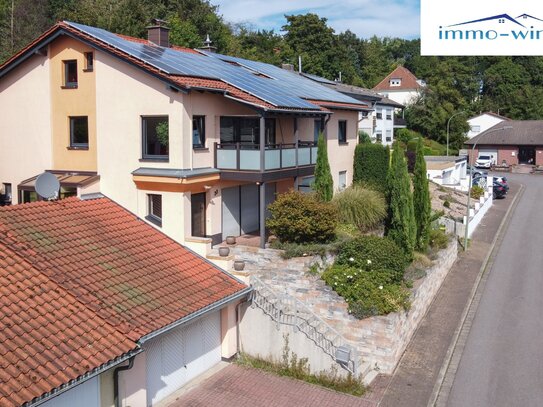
466, 112, 510, 139
372, 66, 425, 106
425, 156, 468, 190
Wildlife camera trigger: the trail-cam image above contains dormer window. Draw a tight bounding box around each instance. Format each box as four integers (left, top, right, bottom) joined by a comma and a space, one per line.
390, 78, 401, 87
63, 60, 78, 88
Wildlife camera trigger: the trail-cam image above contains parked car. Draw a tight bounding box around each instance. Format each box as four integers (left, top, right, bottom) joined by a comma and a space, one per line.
493, 181, 507, 199
472, 175, 488, 188
493, 176, 509, 192
467, 164, 488, 178
475, 155, 493, 169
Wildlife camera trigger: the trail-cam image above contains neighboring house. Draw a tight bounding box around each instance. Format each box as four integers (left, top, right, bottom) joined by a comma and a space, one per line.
0, 197, 250, 407
467, 112, 510, 139
465, 121, 543, 166
301, 75, 404, 146
0, 21, 366, 249
425, 156, 468, 187
372, 66, 425, 106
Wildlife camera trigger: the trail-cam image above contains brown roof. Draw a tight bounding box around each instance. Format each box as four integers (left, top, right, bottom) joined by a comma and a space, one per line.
469, 111, 511, 121
465, 121, 543, 146
372, 66, 423, 92
0, 197, 248, 406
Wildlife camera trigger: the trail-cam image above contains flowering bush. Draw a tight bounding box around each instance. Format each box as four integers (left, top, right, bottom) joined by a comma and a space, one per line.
335, 236, 407, 283
322, 264, 410, 319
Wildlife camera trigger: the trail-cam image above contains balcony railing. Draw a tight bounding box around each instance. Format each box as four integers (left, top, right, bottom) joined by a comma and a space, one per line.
215, 141, 318, 171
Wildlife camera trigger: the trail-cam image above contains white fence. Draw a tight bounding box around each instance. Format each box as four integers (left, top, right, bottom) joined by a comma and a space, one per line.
439, 176, 493, 240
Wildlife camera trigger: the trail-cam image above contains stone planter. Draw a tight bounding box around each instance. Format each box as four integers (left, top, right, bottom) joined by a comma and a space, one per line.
226, 236, 237, 245
219, 247, 230, 257
233, 260, 245, 271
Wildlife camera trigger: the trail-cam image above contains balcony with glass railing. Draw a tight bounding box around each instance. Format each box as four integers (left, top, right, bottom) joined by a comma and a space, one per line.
215, 141, 318, 172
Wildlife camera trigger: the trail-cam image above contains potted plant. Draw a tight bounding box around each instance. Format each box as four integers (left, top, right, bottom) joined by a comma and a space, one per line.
218, 246, 230, 257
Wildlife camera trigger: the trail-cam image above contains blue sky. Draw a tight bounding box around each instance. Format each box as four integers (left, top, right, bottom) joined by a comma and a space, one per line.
212, 0, 421, 39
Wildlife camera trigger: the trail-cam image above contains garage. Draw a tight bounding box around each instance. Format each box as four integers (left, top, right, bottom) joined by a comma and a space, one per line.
40, 377, 100, 407
145, 311, 221, 406
222, 183, 276, 239
478, 148, 498, 165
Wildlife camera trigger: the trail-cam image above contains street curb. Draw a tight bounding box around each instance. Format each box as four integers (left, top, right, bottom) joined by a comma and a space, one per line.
428, 183, 525, 407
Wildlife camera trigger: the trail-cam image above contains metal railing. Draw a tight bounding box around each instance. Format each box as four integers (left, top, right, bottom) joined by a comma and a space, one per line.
215, 141, 317, 171
250, 276, 358, 374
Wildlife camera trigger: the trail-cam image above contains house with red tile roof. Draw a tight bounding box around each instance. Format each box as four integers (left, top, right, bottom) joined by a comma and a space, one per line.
0, 20, 368, 250
372, 66, 426, 106
0, 196, 250, 407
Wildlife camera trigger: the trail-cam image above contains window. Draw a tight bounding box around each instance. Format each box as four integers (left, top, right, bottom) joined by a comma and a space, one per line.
390, 78, 401, 87
338, 120, 347, 143
147, 194, 162, 226
314, 119, 322, 142
471, 125, 481, 133
63, 60, 77, 87
84, 52, 94, 71
386, 110, 392, 120
338, 171, 347, 191
220, 117, 276, 145
1, 183, 11, 206
386, 130, 392, 142
298, 176, 315, 193
142, 116, 169, 159
69, 116, 89, 148
376, 131, 383, 142
376, 109, 383, 119
193, 116, 206, 148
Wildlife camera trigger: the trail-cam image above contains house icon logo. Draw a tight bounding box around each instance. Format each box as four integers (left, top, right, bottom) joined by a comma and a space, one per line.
439, 13, 543, 41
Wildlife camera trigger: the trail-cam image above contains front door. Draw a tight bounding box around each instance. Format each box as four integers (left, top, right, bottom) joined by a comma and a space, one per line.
518, 146, 535, 164
191, 192, 206, 237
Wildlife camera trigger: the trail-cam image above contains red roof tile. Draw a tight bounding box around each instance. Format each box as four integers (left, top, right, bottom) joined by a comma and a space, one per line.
372, 66, 424, 92
0, 197, 248, 406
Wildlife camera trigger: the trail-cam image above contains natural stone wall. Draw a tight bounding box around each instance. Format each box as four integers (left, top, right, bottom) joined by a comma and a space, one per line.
233, 239, 458, 377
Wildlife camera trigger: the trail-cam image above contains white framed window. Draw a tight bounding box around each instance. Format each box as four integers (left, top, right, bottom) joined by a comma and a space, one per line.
390, 78, 401, 87
376, 131, 383, 142
471, 125, 481, 133
147, 194, 162, 226
386, 130, 392, 142
338, 171, 347, 191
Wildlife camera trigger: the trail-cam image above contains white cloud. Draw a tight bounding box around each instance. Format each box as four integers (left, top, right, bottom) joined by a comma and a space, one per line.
212, 0, 420, 38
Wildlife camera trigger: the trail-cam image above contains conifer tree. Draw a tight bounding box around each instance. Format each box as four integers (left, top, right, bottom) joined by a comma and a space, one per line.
385, 142, 416, 258
413, 137, 431, 251
313, 133, 333, 201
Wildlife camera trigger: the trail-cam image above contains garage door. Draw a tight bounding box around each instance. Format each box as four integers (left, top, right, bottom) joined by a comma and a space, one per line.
145, 312, 221, 406
40, 377, 99, 407
479, 148, 498, 164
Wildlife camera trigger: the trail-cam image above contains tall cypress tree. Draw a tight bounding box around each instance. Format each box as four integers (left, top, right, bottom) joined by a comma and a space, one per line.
385, 142, 416, 259
313, 133, 333, 201
413, 137, 431, 251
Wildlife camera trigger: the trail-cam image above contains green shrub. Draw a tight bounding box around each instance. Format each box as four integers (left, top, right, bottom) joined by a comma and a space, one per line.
429, 228, 449, 250
353, 143, 389, 192
333, 186, 386, 232
470, 185, 484, 199
358, 130, 371, 144
406, 139, 418, 152
336, 235, 407, 283
266, 191, 337, 244
396, 128, 420, 144
322, 264, 411, 318
443, 200, 451, 208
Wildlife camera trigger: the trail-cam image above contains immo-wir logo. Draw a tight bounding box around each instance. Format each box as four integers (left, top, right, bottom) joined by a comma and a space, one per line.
439, 13, 543, 40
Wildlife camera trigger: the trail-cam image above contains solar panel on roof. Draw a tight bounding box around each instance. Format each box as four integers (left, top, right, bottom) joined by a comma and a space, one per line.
65, 21, 363, 110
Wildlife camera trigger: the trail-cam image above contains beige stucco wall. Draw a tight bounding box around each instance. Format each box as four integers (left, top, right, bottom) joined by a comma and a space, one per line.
325, 110, 358, 191
49, 36, 97, 171
0, 54, 52, 204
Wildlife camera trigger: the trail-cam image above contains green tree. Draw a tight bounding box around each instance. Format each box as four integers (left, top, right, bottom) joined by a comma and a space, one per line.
313, 133, 333, 202
413, 137, 431, 251
385, 142, 416, 258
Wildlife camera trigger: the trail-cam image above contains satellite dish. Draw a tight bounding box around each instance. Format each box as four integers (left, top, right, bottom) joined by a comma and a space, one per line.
35, 172, 60, 200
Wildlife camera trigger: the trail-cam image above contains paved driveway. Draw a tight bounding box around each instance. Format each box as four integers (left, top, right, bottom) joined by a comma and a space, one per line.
448, 174, 543, 406
167, 364, 384, 407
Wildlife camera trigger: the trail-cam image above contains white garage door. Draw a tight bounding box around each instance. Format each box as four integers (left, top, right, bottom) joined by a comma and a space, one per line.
40, 376, 99, 407
145, 311, 221, 406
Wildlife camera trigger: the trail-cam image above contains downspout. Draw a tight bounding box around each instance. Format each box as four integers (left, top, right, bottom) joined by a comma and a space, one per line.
235, 297, 250, 355
113, 356, 136, 407
324, 114, 332, 142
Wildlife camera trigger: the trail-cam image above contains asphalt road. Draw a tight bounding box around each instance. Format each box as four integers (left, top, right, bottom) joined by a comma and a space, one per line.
448, 173, 543, 407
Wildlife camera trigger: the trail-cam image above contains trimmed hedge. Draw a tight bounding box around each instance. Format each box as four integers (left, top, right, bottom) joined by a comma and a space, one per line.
335, 235, 407, 283
266, 191, 338, 244
353, 143, 389, 192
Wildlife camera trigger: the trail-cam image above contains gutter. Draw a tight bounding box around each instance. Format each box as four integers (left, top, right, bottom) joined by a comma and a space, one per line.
27, 348, 143, 407
138, 286, 253, 343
